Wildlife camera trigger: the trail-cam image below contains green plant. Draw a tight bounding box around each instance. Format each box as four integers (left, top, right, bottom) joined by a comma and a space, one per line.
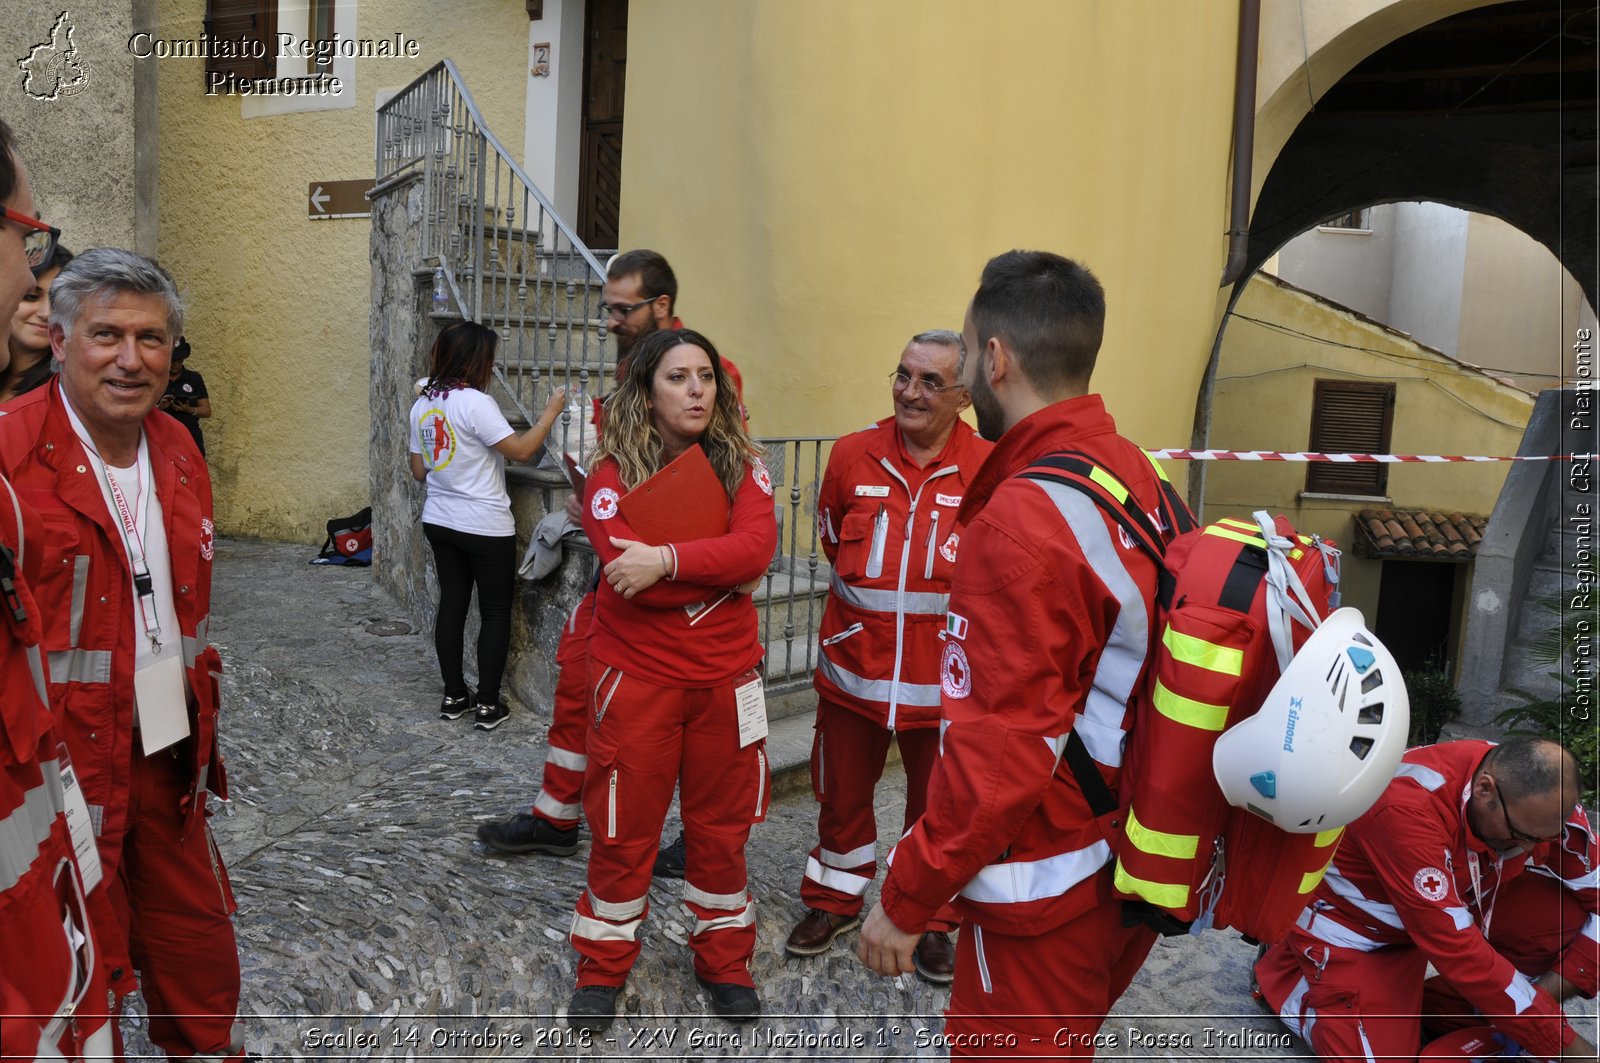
1403, 670, 1460, 746
1497, 673, 1598, 811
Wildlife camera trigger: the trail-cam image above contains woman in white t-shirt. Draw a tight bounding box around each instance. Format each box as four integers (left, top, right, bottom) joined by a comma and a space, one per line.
408, 321, 565, 730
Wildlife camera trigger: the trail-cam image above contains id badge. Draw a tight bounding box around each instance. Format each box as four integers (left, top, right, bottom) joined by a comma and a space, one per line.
57, 743, 102, 892
135, 654, 190, 756
734, 675, 768, 748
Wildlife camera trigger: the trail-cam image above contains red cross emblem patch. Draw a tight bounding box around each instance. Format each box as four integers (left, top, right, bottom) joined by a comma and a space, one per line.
752, 461, 773, 497
591, 487, 620, 521
941, 641, 972, 699
1413, 866, 1449, 901
199, 517, 215, 561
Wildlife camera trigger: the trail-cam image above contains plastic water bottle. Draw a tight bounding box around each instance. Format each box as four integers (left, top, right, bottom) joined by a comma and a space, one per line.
431, 266, 449, 314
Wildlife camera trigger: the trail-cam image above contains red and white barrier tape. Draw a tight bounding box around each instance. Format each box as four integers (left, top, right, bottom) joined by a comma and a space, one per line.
1146, 450, 1593, 463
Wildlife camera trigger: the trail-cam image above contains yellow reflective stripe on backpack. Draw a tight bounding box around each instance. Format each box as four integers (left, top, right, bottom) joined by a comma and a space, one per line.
1113, 863, 1191, 909
1313, 827, 1344, 849
1125, 807, 1200, 860
1088, 465, 1130, 504
1152, 679, 1229, 731
1162, 625, 1244, 677
1204, 525, 1267, 549
1141, 449, 1174, 483
1299, 829, 1345, 893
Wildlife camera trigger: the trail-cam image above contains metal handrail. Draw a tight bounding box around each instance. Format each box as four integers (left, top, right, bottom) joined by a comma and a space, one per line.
376, 60, 610, 455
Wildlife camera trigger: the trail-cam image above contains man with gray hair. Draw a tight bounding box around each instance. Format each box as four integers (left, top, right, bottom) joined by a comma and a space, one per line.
0, 247, 246, 1060
783, 329, 991, 982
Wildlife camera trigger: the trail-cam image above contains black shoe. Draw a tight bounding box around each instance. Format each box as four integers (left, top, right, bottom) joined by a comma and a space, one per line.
653, 832, 686, 878
472, 701, 511, 730
439, 691, 473, 720
696, 977, 759, 1023
476, 812, 579, 856
566, 984, 619, 1032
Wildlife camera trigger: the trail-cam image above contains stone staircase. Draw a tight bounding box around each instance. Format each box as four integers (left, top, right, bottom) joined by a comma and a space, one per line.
371, 62, 837, 791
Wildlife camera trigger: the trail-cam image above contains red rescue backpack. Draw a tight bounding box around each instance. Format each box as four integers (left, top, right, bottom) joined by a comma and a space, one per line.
1019, 452, 1343, 944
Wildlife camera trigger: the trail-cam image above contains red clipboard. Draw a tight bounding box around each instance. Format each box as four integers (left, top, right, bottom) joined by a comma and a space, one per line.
617, 445, 730, 545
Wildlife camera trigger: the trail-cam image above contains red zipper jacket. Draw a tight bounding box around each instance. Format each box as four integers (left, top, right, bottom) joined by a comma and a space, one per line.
0, 473, 113, 1060
813, 416, 991, 730
0, 382, 224, 989
880, 395, 1178, 936
581, 452, 777, 687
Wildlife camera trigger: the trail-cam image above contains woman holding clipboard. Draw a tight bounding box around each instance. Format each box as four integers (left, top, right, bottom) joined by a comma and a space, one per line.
566, 328, 777, 1031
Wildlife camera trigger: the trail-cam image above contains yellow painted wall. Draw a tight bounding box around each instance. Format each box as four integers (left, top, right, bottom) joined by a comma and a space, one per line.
617, 0, 1239, 469
155, 0, 530, 540
1205, 272, 1534, 614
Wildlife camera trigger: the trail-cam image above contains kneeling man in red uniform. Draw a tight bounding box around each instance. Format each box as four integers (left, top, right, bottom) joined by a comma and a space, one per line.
1256, 737, 1597, 1062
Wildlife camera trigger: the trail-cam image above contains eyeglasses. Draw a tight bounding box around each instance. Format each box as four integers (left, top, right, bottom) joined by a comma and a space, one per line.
1, 206, 59, 270
600, 296, 658, 319
889, 368, 965, 396
1487, 776, 1565, 845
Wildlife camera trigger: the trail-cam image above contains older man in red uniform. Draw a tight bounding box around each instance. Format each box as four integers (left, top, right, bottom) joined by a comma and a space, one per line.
1256, 737, 1598, 1062
0, 246, 244, 1060
860, 251, 1186, 1057
0, 117, 115, 1063
784, 329, 990, 982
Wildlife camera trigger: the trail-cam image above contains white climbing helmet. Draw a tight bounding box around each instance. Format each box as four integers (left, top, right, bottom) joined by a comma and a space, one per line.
1213, 607, 1409, 834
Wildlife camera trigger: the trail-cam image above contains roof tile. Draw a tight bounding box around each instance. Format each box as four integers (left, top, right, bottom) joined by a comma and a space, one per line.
1354, 508, 1488, 561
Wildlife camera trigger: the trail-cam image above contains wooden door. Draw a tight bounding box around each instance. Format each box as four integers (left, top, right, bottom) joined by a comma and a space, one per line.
579, 0, 627, 247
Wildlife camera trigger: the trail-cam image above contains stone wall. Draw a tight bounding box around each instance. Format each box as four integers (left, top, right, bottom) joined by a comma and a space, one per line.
368, 172, 591, 717
2, 1, 153, 254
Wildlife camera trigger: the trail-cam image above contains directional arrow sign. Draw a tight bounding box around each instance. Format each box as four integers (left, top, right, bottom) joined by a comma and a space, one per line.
307, 179, 372, 220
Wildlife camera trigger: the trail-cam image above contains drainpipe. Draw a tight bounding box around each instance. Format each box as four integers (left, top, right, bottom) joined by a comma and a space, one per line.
1220, 0, 1262, 287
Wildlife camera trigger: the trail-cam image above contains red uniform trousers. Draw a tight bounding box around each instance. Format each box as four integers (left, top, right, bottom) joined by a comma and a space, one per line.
107, 746, 242, 1060
570, 665, 769, 987
529, 594, 595, 831
944, 897, 1157, 1059
1256, 874, 1591, 1062
800, 696, 956, 930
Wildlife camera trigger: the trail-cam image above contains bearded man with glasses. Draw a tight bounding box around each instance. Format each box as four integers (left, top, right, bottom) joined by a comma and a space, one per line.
1255, 736, 1599, 1062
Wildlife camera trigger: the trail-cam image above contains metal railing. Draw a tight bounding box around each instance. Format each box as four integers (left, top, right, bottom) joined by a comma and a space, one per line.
375, 59, 609, 458
755, 437, 836, 692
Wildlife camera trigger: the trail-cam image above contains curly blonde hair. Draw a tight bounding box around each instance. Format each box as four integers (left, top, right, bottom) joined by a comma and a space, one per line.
591, 328, 760, 498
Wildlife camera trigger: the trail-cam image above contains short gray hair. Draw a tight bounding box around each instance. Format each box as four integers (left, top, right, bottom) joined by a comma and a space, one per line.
50, 247, 184, 341
910, 329, 965, 358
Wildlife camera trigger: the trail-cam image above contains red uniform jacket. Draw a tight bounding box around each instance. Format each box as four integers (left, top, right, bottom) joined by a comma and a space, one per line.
813, 417, 991, 730
880, 395, 1179, 936
581, 453, 777, 688
0, 383, 225, 873
0, 473, 113, 1060
1296, 740, 1598, 1059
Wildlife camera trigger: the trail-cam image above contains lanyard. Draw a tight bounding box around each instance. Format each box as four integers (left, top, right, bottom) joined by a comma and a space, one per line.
98, 440, 163, 655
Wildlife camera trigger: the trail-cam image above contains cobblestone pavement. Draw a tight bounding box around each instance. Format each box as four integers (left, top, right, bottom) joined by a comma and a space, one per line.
114, 538, 1592, 1061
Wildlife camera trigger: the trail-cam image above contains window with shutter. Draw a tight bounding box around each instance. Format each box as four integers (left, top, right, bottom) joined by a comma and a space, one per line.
1306, 379, 1395, 495
204, 0, 276, 86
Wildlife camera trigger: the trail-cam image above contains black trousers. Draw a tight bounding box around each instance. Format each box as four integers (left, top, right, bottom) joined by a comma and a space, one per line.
422, 522, 516, 706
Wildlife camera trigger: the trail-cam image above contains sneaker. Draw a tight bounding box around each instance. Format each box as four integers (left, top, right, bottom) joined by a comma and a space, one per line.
653, 832, 686, 878
696, 977, 759, 1023
912, 930, 955, 984
476, 812, 579, 857
439, 692, 473, 720
784, 908, 862, 956
565, 984, 619, 1032
472, 701, 510, 731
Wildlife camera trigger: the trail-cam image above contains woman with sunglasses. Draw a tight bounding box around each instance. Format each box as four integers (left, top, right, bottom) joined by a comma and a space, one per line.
408, 321, 566, 729
565, 327, 776, 1032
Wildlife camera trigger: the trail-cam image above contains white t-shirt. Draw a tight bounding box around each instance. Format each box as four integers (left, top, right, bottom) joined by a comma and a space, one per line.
408, 386, 517, 537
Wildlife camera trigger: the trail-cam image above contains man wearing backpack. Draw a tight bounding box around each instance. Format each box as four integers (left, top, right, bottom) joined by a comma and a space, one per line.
1255, 737, 1598, 1063
859, 251, 1186, 1055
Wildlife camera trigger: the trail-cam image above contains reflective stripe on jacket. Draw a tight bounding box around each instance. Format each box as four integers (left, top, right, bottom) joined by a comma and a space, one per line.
879, 395, 1178, 936
812, 417, 990, 730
